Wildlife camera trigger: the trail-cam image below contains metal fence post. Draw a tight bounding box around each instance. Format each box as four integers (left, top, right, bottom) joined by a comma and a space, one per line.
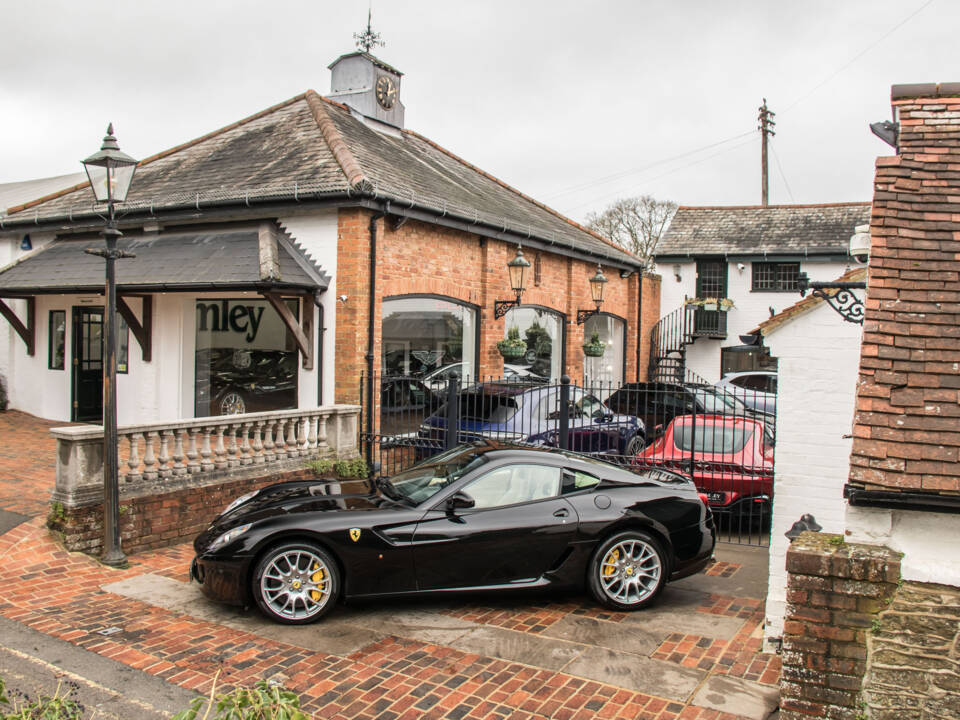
559, 375, 570, 451
445, 376, 460, 450
689, 394, 697, 481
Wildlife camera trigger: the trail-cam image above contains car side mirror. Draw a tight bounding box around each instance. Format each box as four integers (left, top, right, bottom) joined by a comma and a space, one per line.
445, 491, 475, 514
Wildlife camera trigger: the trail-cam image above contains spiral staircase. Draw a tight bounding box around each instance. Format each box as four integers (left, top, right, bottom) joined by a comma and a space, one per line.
648, 304, 726, 383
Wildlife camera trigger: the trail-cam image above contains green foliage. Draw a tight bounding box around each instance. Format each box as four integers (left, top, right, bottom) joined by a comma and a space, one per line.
46, 502, 66, 528
870, 617, 882, 632
0, 678, 85, 720
118, 504, 131, 516
827, 535, 845, 546
172, 674, 308, 720
306, 457, 368, 479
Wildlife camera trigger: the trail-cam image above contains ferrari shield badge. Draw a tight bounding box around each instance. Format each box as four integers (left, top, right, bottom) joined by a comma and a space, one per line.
349, 528, 361, 542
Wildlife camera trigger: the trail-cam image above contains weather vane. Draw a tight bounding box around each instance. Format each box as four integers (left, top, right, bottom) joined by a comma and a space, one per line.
354, 8, 384, 53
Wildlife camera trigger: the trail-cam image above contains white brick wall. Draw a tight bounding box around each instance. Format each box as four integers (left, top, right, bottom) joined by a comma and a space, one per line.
655, 259, 851, 382
760, 300, 862, 649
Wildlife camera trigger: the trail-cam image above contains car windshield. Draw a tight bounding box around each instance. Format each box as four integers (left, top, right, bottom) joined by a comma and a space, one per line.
388, 447, 490, 504
695, 387, 748, 414
673, 421, 753, 454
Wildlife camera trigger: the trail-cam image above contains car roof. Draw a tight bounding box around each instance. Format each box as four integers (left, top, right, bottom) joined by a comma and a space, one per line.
668, 414, 765, 428
721, 370, 777, 378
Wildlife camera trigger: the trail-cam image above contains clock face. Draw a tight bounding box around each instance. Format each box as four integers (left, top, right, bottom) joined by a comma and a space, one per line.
375, 75, 397, 110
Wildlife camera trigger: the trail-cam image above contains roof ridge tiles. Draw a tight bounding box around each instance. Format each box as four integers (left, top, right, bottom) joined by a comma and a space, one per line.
5, 92, 312, 216
401, 128, 639, 262
305, 90, 370, 191
676, 202, 871, 211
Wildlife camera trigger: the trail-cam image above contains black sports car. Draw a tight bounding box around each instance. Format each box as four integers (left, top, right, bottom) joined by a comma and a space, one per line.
191, 442, 715, 624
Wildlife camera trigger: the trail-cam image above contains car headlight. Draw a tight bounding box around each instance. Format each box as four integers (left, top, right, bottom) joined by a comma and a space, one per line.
222, 490, 259, 515
208, 523, 252, 552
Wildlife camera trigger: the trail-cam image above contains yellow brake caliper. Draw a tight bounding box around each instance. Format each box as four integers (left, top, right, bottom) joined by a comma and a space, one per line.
310, 562, 325, 601
603, 548, 619, 576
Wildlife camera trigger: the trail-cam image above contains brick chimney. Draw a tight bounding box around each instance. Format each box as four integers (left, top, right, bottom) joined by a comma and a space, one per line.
848, 83, 960, 498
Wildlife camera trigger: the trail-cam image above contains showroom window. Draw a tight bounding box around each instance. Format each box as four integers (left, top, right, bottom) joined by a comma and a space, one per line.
503, 306, 564, 381
195, 298, 299, 417
382, 296, 477, 380
583, 313, 625, 389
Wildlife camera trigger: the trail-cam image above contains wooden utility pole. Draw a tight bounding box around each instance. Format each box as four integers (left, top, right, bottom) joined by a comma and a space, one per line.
758, 99, 776, 206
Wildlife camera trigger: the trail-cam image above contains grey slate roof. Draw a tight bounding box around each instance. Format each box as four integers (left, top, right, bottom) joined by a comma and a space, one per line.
1, 93, 637, 267
655, 203, 872, 258
0, 230, 329, 294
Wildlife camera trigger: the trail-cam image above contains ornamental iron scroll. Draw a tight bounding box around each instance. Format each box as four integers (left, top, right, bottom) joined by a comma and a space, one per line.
797, 273, 866, 325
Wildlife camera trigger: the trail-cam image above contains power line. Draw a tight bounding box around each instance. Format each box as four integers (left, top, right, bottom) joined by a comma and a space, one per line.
771, 145, 796, 204
781, 0, 937, 113
540, 130, 756, 201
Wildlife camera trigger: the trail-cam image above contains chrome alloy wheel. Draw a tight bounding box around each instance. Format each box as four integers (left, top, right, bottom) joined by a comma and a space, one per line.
219, 391, 246, 415
259, 549, 331, 620
598, 538, 662, 606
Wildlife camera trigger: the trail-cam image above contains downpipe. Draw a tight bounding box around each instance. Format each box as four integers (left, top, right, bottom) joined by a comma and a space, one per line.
365, 206, 386, 467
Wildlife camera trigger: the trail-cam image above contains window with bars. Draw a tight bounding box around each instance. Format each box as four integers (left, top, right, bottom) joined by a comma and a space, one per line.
752, 262, 800, 291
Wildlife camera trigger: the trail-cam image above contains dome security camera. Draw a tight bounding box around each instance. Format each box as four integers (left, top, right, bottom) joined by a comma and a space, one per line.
849, 224, 871, 265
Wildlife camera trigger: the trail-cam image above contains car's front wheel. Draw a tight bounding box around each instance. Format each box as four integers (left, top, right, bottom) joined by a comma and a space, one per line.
588, 531, 667, 611
252, 542, 339, 624
219, 389, 247, 415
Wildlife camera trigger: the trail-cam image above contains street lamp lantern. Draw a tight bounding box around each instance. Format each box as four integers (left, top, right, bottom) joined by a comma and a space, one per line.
82, 124, 138, 204
577, 264, 608, 324
82, 123, 138, 568
494, 246, 531, 319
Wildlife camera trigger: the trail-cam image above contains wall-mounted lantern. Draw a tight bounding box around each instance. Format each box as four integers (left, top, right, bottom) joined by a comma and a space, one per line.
577, 264, 608, 324
494, 246, 531, 319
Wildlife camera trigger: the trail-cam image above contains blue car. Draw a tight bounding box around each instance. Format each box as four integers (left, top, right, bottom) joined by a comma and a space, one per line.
417, 382, 645, 460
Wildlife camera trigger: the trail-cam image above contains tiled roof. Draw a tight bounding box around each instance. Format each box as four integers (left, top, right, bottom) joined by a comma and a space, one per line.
751, 267, 867, 336
0, 228, 329, 294
2, 92, 638, 267
655, 203, 871, 257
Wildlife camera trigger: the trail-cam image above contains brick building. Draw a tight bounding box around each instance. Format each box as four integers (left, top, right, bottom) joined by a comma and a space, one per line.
0, 48, 654, 427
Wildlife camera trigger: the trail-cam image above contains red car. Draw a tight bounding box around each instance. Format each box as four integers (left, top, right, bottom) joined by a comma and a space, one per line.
634, 415, 774, 523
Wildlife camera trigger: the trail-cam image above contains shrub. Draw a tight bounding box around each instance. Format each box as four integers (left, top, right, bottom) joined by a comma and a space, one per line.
306, 457, 368, 479
173, 674, 308, 720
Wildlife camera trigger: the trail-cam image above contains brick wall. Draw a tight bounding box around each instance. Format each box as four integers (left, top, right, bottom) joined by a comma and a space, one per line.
49, 467, 317, 556
780, 533, 901, 720
638, 271, 661, 380
334, 208, 648, 412
850, 86, 960, 495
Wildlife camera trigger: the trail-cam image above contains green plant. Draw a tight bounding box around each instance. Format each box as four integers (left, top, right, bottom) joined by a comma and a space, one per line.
119, 504, 131, 516
0, 677, 85, 720
497, 326, 527, 360
827, 535, 845, 546
333, 457, 369, 479
306, 458, 334, 476
583, 332, 605, 357
172, 673, 308, 720
47, 501, 66, 528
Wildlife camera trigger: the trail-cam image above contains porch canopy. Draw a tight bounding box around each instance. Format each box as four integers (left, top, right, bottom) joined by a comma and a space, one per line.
0, 225, 329, 368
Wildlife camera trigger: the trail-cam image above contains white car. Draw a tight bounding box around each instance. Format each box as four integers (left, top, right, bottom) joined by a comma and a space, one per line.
715, 371, 777, 416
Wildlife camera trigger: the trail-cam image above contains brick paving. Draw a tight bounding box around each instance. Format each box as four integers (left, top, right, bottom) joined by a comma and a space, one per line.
0, 410, 781, 720
0, 411, 78, 517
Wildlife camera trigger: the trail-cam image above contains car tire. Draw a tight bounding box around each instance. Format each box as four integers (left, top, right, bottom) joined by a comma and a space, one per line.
625, 434, 644, 457
588, 530, 667, 611
252, 542, 339, 624
218, 390, 247, 415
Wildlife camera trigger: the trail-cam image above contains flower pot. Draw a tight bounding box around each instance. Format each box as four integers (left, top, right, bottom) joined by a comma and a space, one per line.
702, 302, 719, 312
583, 343, 605, 357
498, 343, 527, 361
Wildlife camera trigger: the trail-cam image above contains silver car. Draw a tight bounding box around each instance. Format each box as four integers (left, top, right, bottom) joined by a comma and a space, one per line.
715, 371, 777, 416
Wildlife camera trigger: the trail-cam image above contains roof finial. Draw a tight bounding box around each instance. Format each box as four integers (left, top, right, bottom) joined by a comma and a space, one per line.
354, 7, 384, 53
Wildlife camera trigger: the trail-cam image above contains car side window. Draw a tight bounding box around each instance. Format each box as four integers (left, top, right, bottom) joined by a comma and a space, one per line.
579, 394, 606, 420
729, 376, 750, 389
462, 465, 561, 509
562, 469, 600, 494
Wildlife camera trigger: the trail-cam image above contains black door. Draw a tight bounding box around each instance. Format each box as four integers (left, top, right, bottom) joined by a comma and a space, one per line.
72, 307, 103, 422
411, 464, 578, 590
694, 259, 728, 337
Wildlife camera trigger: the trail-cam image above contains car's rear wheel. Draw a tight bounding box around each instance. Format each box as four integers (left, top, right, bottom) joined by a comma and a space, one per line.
219, 390, 247, 415
625, 434, 644, 456
588, 531, 666, 611
252, 542, 339, 624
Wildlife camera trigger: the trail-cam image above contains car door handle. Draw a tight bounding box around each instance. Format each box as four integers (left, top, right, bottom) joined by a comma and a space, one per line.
553, 508, 569, 518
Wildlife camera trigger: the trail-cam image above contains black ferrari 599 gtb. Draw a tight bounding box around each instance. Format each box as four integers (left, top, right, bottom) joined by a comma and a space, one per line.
191, 441, 715, 624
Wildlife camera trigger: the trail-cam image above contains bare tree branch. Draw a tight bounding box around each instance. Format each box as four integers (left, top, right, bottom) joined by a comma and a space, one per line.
585, 195, 678, 270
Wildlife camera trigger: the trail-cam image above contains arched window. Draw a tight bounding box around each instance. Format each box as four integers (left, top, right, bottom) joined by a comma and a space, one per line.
382, 295, 478, 380
503, 306, 565, 381
584, 313, 625, 388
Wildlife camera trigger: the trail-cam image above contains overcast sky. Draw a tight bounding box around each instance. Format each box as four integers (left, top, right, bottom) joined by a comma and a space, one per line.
0, 0, 952, 222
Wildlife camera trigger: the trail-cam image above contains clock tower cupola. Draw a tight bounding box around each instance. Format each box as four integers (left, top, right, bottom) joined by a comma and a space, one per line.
328, 13, 405, 130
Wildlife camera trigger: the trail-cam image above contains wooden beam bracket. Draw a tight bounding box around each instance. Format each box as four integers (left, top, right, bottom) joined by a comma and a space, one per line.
0, 297, 35, 356
117, 295, 153, 362
261, 292, 314, 370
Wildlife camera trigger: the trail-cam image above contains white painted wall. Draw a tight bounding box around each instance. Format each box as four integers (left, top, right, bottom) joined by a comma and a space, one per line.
654, 258, 851, 382
758, 299, 862, 650
846, 501, 960, 587
279, 211, 338, 406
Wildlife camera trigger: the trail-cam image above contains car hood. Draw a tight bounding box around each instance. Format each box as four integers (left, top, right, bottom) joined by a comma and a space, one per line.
197, 478, 388, 547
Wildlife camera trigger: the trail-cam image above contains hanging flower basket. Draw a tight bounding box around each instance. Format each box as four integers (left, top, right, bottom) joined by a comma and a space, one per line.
583, 332, 606, 357
497, 327, 527, 361
684, 297, 735, 312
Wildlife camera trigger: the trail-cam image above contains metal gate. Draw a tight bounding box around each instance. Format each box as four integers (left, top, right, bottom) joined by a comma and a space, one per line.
361, 373, 774, 546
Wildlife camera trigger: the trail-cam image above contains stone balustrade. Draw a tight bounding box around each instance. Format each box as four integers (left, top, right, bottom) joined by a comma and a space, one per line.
51, 405, 360, 508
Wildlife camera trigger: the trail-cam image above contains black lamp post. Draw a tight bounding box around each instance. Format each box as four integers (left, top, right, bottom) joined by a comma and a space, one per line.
576, 264, 608, 324
494, 246, 531, 319
82, 124, 138, 568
